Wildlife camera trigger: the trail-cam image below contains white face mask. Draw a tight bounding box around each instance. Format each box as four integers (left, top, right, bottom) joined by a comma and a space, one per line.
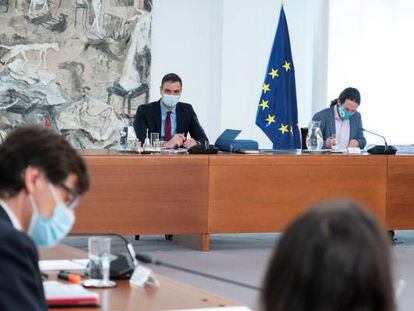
27, 184, 76, 248
162, 94, 180, 108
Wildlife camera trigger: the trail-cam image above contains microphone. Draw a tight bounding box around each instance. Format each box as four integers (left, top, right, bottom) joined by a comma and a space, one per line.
71, 232, 137, 279
135, 253, 261, 291
362, 128, 397, 155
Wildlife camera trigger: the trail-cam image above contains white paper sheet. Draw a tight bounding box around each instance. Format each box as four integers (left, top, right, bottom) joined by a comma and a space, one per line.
39, 259, 89, 271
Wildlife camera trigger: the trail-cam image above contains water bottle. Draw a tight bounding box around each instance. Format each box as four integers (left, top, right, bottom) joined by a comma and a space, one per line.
306, 121, 323, 151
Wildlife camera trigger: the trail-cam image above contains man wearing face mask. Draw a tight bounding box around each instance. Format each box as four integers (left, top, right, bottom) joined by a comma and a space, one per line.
0, 126, 89, 311
312, 87, 366, 150
133, 73, 208, 149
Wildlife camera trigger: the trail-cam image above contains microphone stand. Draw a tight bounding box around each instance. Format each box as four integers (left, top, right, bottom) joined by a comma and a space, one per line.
362, 128, 389, 150
362, 128, 397, 155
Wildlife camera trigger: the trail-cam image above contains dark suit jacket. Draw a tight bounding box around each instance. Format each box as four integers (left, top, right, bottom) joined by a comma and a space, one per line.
312, 106, 366, 148
0, 205, 47, 311
133, 100, 208, 145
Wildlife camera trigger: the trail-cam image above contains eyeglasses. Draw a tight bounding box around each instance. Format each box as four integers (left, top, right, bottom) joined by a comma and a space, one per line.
58, 183, 81, 209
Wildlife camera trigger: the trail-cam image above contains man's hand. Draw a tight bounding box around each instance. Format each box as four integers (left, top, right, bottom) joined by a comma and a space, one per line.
348, 139, 359, 148
163, 134, 186, 148
183, 138, 198, 149
325, 138, 332, 149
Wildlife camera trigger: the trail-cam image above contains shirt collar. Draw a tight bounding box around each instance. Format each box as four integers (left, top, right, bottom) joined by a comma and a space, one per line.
0, 199, 23, 231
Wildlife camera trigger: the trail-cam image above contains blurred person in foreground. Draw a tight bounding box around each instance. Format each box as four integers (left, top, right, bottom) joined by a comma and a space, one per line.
262, 200, 395, 311
0, 125, 89, 311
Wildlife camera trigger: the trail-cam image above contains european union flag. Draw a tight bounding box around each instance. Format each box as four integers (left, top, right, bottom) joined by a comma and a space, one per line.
255, 6, 300, 149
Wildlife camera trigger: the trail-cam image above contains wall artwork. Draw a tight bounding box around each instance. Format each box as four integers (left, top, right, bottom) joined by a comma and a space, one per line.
0, 0, 152, 148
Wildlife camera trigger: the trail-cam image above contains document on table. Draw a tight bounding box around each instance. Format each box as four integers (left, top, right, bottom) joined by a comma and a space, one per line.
39, 259, 89, 271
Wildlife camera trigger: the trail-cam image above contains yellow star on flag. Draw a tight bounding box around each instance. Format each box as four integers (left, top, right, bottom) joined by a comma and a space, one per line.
268, 68, 279, 79
265, 114, 276, 126
290, 126, 294, 135
262, 83, 270, 94
279, 123, 289, 134
259, 100, 269, 110
282, 61, 291, 72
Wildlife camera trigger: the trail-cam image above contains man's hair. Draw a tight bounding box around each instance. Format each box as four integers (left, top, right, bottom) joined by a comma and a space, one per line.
262, 200, 395, 311
161, 73, 182, 88
0, 125, 89, 198
330, 87, 361, 107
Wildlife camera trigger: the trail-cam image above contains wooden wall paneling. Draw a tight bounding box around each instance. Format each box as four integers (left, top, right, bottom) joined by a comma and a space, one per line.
209, 154, 387, 233
386, 156, 414, 229
72, 155, 209, 235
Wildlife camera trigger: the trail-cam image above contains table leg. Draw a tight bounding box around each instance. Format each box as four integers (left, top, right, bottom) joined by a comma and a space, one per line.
173, 234, 210, 252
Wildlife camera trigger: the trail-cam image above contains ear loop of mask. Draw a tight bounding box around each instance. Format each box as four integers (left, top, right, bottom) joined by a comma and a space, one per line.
69, 196, 80, 209
28, 194, 39, 214
48, 183, 60, 204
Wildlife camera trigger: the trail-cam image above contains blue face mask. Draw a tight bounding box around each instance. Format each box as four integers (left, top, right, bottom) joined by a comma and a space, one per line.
338, 104, 353, 120
28, 184, 76, 248
162, 94, 180, 108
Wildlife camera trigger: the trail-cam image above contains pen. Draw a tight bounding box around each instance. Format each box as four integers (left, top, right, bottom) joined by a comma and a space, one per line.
58, 270, 82, 284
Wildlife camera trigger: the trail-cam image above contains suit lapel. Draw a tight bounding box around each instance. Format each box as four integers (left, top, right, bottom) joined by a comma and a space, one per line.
0, 205, 12, 225
349, 113, 356, 137
329, 107, 336, 134
154, 101, 161, 133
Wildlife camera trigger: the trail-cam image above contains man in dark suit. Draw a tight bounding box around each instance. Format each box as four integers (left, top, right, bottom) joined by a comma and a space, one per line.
0, 126, 89, 310
133, 73, 208, 149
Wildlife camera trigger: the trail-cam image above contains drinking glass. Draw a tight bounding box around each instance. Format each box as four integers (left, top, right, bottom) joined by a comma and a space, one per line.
331, 134, 338, 151
150, 132, 160, 148
83, 237, 116, 288
153, 139, 161, 153
203, 140, 210, 151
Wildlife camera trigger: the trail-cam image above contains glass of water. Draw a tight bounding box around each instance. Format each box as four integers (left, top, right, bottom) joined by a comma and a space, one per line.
150, 132, 159, 148
331, 134, 338, 151
153, 139, 161, 153
83, 236, 116, 288
204, 140, 210, 151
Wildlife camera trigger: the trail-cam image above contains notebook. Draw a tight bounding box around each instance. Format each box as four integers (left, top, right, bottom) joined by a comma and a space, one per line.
43, 281, 99, 307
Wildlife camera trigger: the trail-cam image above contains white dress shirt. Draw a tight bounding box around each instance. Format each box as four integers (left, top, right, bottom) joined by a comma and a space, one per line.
334, 105, 351, 150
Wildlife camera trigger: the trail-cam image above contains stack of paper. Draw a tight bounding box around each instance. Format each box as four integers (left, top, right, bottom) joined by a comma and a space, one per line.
43, 281, 99, 307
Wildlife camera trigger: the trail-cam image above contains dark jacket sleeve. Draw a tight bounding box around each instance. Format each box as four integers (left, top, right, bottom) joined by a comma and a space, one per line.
188, 106, 208, 144
133, 105, 149, 143
0, 229, 47, 311
353, 113, 366, 148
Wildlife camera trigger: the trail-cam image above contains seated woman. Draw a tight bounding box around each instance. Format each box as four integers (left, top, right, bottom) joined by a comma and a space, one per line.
312, 87, 366, 149
262, 200, 395, 311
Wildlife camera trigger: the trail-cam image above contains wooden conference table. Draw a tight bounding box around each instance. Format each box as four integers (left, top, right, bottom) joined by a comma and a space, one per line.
72, 150, 414, 251
40, 245, 234, 311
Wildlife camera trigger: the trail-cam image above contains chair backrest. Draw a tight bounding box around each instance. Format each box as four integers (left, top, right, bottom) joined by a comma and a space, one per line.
300, 127, 308, 150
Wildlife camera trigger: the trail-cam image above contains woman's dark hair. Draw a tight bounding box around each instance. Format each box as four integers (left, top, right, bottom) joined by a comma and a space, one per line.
161, 73, 182, 88
0, 125, 89, 198
330, 87, 361, 107
262, 200, 395, 311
